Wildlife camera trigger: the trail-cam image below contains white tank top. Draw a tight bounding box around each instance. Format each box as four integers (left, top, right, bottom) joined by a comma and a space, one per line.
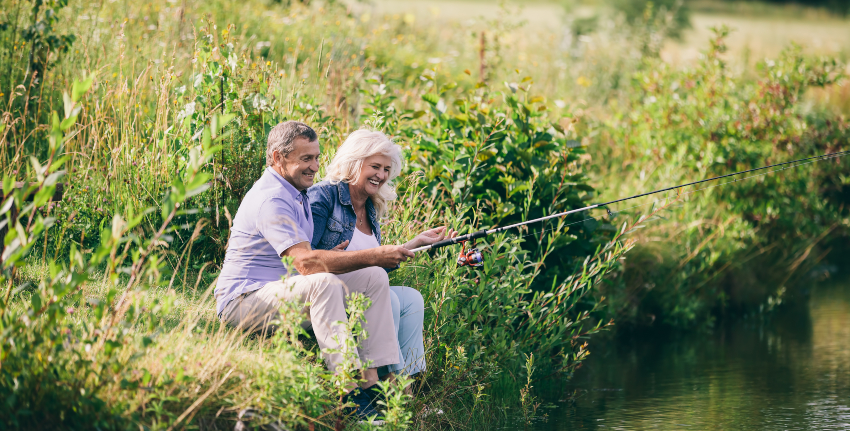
346, 228, 380, 251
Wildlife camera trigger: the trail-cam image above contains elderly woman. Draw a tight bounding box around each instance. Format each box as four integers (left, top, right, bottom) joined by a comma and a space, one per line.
307, 129, 455, 383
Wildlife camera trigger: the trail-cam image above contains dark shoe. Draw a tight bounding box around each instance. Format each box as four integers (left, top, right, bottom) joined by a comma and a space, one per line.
363, 384, 387, 409
342, 388, 386, 425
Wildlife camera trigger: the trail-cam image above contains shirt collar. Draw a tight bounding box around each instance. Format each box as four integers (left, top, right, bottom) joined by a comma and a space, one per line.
266, 167, 303, 200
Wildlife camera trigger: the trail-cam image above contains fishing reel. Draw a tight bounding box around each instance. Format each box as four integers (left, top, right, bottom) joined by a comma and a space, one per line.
456, 240, 484, 268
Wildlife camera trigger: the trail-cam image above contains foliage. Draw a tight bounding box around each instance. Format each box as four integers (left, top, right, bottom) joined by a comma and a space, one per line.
380, 73, 611, 288
375, 179, 654, 426
609, 0, 690, 42
0, 0, 75, 84
0, 0, 849, 428
755, 0, 850, 16
594, 27, 850, 327
0, 77, 227, 428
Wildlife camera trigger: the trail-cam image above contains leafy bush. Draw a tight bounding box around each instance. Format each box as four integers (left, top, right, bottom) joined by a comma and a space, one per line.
0, 80, 220, 427
379, 179, 644, 421
376, 74, 614, 289
594, 27, 850, 327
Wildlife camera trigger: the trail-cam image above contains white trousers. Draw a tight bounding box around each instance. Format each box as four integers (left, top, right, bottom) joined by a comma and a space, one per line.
221, 267, 400, 372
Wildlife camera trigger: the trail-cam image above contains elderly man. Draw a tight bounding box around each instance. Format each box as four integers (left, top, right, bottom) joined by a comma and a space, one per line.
214, 121, 414, 422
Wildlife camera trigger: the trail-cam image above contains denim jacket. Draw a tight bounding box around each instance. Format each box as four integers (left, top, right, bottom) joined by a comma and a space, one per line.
307, 180, 382, 250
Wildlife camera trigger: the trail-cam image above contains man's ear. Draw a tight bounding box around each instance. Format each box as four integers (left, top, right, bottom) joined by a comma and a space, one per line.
272, 150, 284, 166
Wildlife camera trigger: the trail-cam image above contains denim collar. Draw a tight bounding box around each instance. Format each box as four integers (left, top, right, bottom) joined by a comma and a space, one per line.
338, 181, 378, 224
337, 180, 352, 205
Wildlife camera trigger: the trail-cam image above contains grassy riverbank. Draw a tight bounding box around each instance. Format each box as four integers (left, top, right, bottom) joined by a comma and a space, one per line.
1, 0, 849, 428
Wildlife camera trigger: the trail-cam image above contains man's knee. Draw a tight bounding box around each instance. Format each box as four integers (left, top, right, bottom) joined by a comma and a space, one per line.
363, 266, 390, 289
305, 272, 346, 299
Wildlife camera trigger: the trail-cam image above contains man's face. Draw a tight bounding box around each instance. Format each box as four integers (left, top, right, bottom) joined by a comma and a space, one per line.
274, 137, 320, 191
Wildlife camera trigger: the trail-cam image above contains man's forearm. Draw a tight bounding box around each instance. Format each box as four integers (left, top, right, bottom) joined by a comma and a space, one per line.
295, 249, 377, 275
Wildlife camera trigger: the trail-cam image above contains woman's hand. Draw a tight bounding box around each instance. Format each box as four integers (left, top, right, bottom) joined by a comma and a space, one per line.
331, 240, 349, 251
404, 226, 458, 250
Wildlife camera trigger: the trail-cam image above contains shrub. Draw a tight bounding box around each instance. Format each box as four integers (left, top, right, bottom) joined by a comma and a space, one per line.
594, 27, 850, 327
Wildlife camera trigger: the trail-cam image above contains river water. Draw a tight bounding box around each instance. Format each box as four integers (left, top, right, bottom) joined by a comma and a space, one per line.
532, 276, 850, 430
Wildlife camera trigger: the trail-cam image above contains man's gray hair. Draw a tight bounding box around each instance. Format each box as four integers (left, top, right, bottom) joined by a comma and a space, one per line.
266, 121, 318, 166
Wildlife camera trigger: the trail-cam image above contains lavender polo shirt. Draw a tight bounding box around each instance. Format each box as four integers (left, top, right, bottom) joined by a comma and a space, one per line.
214, 167, 314, 316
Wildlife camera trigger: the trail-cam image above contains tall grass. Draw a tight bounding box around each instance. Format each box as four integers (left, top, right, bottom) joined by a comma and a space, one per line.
0, 0, 645, 428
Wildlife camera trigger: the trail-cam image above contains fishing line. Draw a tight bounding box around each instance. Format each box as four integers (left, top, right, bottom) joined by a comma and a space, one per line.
411, 150, 850, 260
514, 198, 675, 242
514, 150, 849, 243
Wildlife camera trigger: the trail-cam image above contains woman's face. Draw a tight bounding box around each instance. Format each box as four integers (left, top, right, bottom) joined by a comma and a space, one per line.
351, 154, 392, 197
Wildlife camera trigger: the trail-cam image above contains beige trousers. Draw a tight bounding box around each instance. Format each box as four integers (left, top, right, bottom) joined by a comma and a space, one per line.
220, 267, 400, 372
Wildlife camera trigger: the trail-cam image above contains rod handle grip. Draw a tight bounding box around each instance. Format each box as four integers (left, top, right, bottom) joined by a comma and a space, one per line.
429, 238, 458, 249
429, 229, 488, 250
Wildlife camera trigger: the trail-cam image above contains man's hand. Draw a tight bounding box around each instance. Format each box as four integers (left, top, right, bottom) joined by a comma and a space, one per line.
371, 245, 415, 268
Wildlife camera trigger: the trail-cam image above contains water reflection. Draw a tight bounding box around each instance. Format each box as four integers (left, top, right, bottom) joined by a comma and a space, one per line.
535, 278, 850, 430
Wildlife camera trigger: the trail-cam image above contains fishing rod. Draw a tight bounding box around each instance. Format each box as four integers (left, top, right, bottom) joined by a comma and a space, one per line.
410, 150, 850, 267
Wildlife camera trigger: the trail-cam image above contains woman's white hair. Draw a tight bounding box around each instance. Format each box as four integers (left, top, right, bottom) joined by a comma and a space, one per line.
325, 129, 403, 218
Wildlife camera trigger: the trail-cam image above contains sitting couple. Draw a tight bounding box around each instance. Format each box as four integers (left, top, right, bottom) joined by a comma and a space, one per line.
214, 121, 455, 423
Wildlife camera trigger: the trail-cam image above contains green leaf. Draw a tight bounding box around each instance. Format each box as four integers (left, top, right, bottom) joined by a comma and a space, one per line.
30, 293, 42, 312
62, 92, 74, 120
72, 75, 94, 102
59, 116, 76, 131
422, 93, 440, 106
104, 340, 123, 356
0, 196, 13, 215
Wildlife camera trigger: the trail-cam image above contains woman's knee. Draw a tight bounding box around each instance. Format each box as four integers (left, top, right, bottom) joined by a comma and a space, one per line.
401, 286, 424, 313
389, 289, 400, 315
389, 289, 401, 327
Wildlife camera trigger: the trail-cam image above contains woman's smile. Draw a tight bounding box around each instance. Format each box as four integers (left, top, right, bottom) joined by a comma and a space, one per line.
351, 153, 393, 197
